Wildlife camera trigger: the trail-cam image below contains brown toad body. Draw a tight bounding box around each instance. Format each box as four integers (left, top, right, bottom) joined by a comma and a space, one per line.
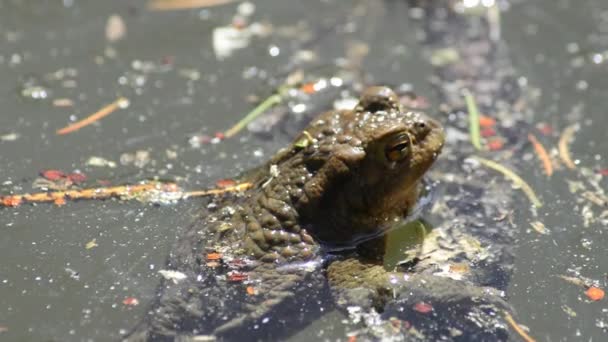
129, 86, 444, 341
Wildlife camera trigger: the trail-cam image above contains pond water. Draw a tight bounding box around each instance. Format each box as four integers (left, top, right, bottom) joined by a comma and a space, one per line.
0, 0, 607, 341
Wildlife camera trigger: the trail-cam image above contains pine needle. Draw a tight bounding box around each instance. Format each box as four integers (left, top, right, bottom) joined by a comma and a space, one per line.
463, 89, 482, 150
224, 94, 283, 138
474, 156, 543, 208
148, 0, 235, 11
528, 133, 553, 177
504, 311, 536, 342
56, 97, 129, 135
558, 124, 578, 170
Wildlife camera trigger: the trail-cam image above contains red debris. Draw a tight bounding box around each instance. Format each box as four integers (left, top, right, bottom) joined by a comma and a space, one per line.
536, 122, 553, 136
67, 172, 87, 183
598, 169, 608, 176
413, 301, 433, 314
40, 169, 65, 181
487, 138, 505, 151
214, 132, 225, 140
481, 127, 497, 137
122, 297, 140, 306
216, 179, 236, 188
227, 272, 248, 282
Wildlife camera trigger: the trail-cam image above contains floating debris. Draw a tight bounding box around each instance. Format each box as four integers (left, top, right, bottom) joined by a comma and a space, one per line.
56, 97, 130, 135
528, 134, 553, 177
20, 77, 51, 100
148, 0, 235, 11
86, 156, 117, 168
478, 115, 496, 128
585, 286, 605, 302
486, 137, 504, 151
558, 275, 605, 302
212, 25, 252, 60
581, 191, 607, 207
120, 150, 152, 168
224, 93, 283, 138
474, 157, 542, 208
122, 297, 140, 306
227, 271, 248, 282
463, 89, 482, 150
246, 286, 256, 295
105, 14, 127, 43
530, 220, 549, 235
0, 132, 20, 142
413, 302, 433, 314
206, 252, 222, 261
52, 98, 74, 107
158, 270, 187, 284
558, 124, 578, 170
85, 239, 98, 250
0, 181, 252, 207
430, 48, 460, 67
504, 311, 536, 342
40, 169, 66, 181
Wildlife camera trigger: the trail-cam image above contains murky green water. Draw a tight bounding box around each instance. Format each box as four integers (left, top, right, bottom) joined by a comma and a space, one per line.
1, 0, 607, 341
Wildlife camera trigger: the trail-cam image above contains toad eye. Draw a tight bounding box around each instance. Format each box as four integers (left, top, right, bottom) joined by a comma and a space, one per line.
385, 134, 411, 162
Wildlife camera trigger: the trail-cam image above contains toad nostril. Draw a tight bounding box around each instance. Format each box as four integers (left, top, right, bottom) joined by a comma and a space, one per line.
413, 121, 431, 141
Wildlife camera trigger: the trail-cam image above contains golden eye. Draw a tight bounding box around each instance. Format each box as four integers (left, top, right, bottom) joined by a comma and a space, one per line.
385, 134, 411, 162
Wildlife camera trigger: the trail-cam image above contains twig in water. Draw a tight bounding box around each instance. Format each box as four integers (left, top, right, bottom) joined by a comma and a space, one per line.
56, 97, 129, 135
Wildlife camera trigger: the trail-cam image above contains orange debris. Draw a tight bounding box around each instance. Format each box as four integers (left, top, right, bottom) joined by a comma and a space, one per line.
206, 253, 222, 261
528, 134, 554, 177
479, 115, 496, 128
585, 286, 605, 301
56, 97, 129, 135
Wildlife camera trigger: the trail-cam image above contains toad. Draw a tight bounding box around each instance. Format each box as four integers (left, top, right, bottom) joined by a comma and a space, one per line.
128, 86, 445, 341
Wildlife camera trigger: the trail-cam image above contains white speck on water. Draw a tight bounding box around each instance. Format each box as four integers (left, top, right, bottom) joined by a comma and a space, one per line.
237, 2, 255, 17
566, 42, 580, 54
291, 103, 306, 113
592, 53, 604, 64
329, 77, 343, 87
463, 0, 480, 8
268, 45, 280, 57
576, 80, 588, 91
